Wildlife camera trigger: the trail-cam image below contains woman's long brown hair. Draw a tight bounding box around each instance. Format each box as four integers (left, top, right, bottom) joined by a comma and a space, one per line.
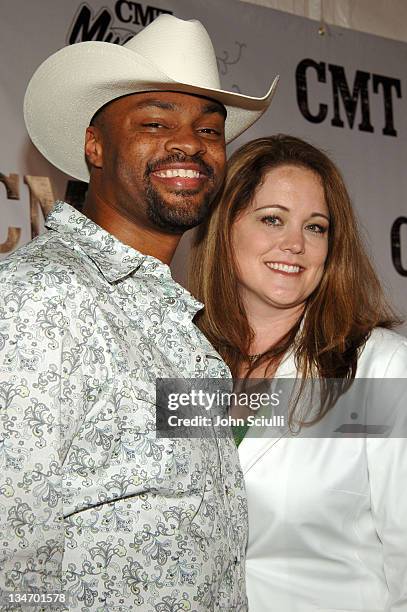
189, 135, 399, 421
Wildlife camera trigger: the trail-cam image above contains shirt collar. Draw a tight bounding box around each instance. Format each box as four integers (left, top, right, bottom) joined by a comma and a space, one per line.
45, 201, 203, 315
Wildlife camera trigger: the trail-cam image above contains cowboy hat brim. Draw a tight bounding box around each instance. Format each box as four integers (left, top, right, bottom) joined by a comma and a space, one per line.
24, 41, 279, 182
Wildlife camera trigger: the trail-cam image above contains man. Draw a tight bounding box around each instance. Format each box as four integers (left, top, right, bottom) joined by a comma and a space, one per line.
0, 15, 277, 611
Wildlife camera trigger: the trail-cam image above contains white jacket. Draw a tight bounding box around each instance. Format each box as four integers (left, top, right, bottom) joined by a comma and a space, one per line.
239, 328, 407, 612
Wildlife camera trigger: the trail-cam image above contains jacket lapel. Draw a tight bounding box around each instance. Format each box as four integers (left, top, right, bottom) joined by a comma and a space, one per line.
238, 350, 297, 474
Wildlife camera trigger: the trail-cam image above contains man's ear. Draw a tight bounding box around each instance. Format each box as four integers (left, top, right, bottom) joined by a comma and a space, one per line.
85, 126, 103, 169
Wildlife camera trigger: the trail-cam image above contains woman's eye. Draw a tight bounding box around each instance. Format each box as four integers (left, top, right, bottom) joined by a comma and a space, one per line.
261, 215, 281, 226
306, 223, 328, 234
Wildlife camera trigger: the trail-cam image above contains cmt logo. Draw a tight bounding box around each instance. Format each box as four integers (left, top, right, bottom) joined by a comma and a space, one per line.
68, 1, 173, 44
391, 217, 407, 276
0, 173, 86, 254
296, 59, 402, 137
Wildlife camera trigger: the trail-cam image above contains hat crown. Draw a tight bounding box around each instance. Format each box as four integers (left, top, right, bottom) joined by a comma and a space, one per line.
124, 15, 221, 90
24, 13, 277, 182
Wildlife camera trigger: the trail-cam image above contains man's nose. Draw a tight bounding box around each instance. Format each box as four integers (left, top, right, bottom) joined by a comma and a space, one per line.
164, 126, 206, 157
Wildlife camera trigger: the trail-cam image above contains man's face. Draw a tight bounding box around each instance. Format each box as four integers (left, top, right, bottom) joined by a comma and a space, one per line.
87, 91, 227, 234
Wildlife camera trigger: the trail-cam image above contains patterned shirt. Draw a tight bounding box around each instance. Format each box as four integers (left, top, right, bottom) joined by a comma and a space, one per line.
0, 202, 248, 611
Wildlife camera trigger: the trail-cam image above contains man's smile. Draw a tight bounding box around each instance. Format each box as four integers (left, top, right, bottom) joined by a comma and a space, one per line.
149, 161, 211, 191
154, 169, 202, 178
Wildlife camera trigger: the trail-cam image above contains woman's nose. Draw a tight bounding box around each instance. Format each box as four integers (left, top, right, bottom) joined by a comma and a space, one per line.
279, 226, 305, 254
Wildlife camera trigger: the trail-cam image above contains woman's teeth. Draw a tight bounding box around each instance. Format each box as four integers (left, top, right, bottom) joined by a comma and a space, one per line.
266, 262, 301, 273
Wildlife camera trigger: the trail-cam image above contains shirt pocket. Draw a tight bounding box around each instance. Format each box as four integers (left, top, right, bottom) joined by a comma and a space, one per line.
114, 374, 213, 497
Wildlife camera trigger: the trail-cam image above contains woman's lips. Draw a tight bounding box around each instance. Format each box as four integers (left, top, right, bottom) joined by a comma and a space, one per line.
265, 262, 303, 274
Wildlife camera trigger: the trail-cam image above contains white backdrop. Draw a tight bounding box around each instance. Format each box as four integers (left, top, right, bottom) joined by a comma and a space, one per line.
242, 0, 407, 43
1, 0, 406, 333
242, 0, 407, 41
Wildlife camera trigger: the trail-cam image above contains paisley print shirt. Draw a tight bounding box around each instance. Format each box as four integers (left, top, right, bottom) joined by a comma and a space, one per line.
0, 202, 248, 611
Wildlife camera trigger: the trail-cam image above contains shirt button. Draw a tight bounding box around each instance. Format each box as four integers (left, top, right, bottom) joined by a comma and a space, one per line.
196, 355, 202, 362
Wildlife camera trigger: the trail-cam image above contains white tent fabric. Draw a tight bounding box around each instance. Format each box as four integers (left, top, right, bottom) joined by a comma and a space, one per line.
241, 0, 407, 42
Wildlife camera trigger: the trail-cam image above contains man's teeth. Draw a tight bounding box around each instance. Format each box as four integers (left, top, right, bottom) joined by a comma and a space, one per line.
266, 262, 301, 273
154, 169, 200, 178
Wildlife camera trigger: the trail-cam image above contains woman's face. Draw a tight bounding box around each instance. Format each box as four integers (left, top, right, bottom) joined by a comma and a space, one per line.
232, 164, 329, 317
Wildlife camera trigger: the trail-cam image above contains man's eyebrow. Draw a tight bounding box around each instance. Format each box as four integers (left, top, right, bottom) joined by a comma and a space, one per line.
131, 98, 227, 118
132, 100, 177, 111
202, 102, 227, 119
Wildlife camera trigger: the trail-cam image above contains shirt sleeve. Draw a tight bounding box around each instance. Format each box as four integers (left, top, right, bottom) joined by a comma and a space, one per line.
0, 278, 83, 596
366, 339, 407, 611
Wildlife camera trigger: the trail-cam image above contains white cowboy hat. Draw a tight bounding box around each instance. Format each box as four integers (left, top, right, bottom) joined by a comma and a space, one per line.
24, 14, 279, 182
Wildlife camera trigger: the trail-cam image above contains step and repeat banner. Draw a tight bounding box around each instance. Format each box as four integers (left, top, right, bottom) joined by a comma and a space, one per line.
1, 0, 406, 331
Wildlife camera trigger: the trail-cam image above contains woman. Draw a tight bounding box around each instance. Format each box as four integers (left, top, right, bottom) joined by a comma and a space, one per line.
190, 135, 407, 611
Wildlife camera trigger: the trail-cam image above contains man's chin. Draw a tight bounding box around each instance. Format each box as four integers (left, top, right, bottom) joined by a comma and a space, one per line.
148, 202, 211, 233
146, 187, 214, 233
152, 208, 209, 234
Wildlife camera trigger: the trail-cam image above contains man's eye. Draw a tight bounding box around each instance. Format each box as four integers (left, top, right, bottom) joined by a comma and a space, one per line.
261, 215, 281, 226
142, 122, 166, 128
198, 127, 222, 135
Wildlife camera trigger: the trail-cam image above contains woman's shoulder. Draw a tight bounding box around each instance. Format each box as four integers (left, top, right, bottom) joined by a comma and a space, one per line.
357, 327, 407, 378
365, 327, 407, 352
